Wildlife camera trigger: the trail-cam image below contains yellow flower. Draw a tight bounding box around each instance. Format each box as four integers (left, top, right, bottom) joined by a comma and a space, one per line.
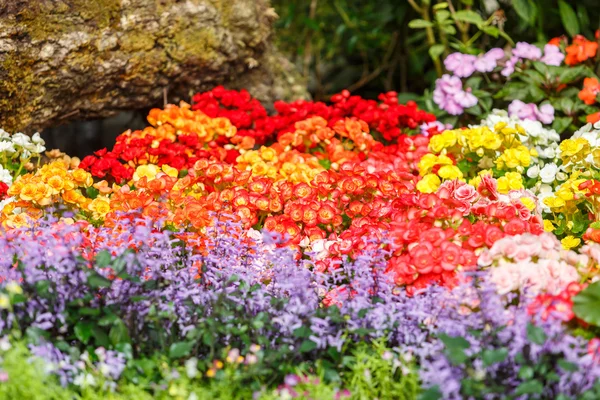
5, 281, 22, 295
520, 197, 536, 211
559, 138, 590, 160
133, 164, 160, 181
46, 175, 65, 195
543, 220, 555, 232
0, 294, 9, 309
260, 146, 277, 162
544, 197, 566, 209
437, 165, 463, 180
206, 368, 216, 378
72, 169, 93, 187
88, 197, 111, 218
416, 174, 441, 193
161, 164, 178, 178
561, 235, 581, 250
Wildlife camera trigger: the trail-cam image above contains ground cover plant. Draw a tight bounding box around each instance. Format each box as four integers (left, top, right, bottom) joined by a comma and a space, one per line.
2, 37, 600, 400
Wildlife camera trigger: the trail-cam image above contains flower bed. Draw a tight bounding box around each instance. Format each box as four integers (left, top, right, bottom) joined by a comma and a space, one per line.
2, 41, 600, 399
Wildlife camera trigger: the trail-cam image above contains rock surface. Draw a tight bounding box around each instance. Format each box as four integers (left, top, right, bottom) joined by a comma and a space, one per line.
0, 0, 307, 133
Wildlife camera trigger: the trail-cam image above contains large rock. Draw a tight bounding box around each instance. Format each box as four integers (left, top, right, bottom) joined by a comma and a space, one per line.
0, 0, 307, 133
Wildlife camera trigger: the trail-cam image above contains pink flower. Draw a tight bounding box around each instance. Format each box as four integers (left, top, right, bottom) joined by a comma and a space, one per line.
444, 53, 477, 78
512, 42, 542, 60
474, 48, 505, 72
540, 44, 565, 66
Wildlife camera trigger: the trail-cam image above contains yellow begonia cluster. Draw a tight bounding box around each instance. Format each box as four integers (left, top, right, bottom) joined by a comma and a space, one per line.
236, 146, 324, 184
2, 160, 96, 227
543, 171, 588, 212
418, 123, 536, 194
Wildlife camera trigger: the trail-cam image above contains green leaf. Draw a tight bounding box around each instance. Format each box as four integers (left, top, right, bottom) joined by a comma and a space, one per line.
74, 322, 93, 344
512, 0, 537, 26
318, 159, 331, 170
92, 326, 110, 348
169, 341, 194, 359
453, 10, 483, 26
558, 359, 579, 372
558, 65, 587, 84
408, 19, 433, 29
85, 187, 99, 199
526, 322, 547, 345
573, 281, 600, 327
435, 10, 451, 23
95, 250, 112, 268
87, 273, 112, 288
482, 348, 508, 366
299, 339, 317, 353
293, 326, 312, 338
109, 321, 131, 345
518, 365, 534, 380
429, 44, 445, 61
481, 25, 499, 38
558, 0, 580, 37
515, 380, 544, 395
552, 117, 573, 134
439, 333, 470, 364
418, 387, 443, 400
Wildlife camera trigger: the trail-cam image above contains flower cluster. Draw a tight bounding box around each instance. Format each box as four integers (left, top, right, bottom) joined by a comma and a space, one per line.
478, 232, 582, 295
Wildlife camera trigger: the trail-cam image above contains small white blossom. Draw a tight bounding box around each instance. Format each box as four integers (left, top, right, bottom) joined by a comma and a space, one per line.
539, 163, 558, 183
526, 165, 540, 179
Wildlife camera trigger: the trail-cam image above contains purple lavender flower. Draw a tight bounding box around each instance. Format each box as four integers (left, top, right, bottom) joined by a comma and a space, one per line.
444, 53, 477, 78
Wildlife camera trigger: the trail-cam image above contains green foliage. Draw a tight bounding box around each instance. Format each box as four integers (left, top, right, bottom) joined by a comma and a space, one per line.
0, 342, 69, 400
272, 0, 600, 99
573, 281, 600, 327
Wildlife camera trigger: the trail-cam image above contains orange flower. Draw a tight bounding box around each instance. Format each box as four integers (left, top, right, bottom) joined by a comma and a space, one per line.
565, 35, 598, 65
587, 112, 600, 124
579, 77, 600, 105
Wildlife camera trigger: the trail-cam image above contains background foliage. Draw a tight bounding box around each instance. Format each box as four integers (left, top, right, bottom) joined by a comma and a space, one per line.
272, 0, 600, 100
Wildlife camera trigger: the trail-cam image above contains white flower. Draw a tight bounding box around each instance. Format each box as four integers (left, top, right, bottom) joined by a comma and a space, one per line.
11, 133, 30, 147
0, 141, 16, 155
25, 142, 45, 154
0, 129, 9, 140
31, 132, 45, 145
73, 373, 96, 388
0, 336, 11, 352
539, 163, 558, 183
0, 165, 12, 185
526, 165, 540, 179
185, 357, 198, 378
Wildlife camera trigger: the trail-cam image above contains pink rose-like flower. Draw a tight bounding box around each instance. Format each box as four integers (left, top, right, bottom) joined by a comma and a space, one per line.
454, 183, 478, 203
540, 44, 565, 66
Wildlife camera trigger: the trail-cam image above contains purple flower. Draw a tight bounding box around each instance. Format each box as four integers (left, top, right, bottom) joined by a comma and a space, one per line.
512, 42, 542, 60
444, 53, 477, 78
474, 48, 505, 73
508, 100, 554, 124
433, 74, 478, 115
540, 44, 565, 66
501, 55, 519, 77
